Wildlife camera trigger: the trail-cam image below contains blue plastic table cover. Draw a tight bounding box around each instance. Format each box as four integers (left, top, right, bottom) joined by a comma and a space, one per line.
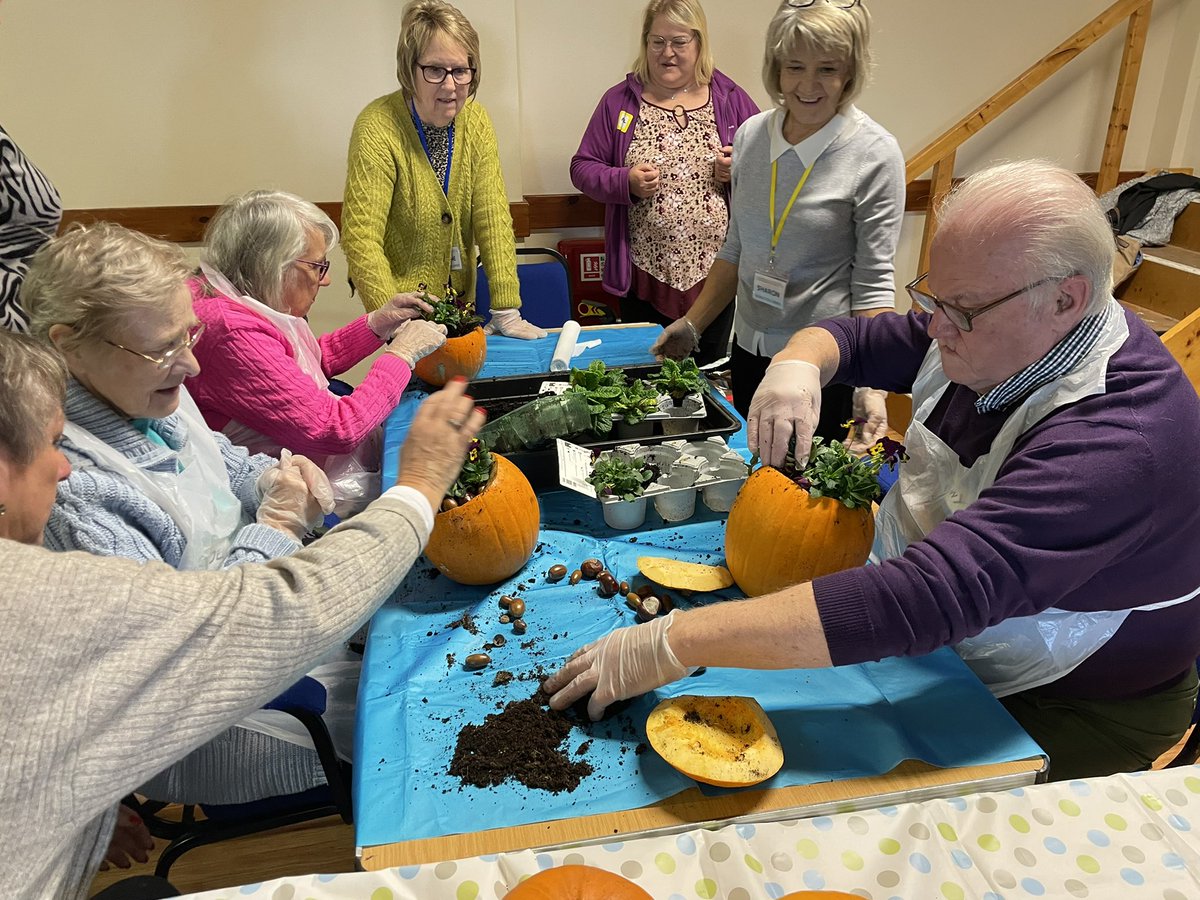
476, 323, 663, 378
355, 496, 1042, 849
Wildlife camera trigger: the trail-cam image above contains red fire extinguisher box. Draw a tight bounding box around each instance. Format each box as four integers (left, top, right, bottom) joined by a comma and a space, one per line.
557, 238, 622, 326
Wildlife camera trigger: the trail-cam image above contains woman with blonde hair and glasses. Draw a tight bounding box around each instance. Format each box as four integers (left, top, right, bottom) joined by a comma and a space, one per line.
572, 0, 758, 366
652, 0, 904, 449
343, 0, 544, 339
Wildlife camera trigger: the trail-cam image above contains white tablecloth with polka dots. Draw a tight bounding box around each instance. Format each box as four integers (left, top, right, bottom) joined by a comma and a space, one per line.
180, 766, 1200, 900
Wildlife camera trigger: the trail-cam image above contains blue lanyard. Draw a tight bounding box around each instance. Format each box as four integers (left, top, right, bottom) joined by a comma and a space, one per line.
410, 101, 454, 196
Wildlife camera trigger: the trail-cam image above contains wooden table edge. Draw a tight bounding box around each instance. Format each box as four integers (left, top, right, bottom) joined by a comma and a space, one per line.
358, 755, 1046, 870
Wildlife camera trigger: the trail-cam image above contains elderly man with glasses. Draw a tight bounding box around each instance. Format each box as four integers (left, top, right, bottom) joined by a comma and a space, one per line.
544, 159, 1200, 782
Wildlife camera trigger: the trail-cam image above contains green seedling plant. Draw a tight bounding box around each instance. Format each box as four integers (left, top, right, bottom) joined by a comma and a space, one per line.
587, 453, 654, 502
567, 360, 629, 435
649, 357, 705, 402
444, 438, 494, 505
612, 378, 661, 426
418, 281, 483, 338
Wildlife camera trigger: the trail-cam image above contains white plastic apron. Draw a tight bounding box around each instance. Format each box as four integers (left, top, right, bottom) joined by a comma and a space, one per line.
871, 300, 1199, 697
200, 264, 380, 516
63, 387, 243, 570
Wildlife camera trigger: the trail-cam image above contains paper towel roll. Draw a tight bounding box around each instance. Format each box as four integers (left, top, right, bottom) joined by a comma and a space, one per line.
550, 319, 582, 371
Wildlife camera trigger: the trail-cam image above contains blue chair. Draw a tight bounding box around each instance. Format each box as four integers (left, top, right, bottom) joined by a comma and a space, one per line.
125, 676, 352, 878
475, 247, 572, 329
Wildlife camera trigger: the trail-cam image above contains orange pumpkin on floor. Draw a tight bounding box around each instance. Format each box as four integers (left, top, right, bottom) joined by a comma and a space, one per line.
724, 466, 874, 597
779, 893, 862, 899
505, 865, 653, 899
414, 325, 487, 386
424, 453, 540, 585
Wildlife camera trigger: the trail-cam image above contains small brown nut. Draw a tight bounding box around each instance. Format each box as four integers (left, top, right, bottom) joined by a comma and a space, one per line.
619, 581, 630, 595
635, 584, 656, 599
580, 558, 603, 579
658, 592, 675, 614
568, 569, 583, 585
597, 573, 618, 598
440, 497, 458, 512
640, 596, 662, 617
491, 634, 506, 647
499, 595, 514, 609
508, 598, 526, 619
499, 614, 511, 624
512, 619, 528, 635
625, 592, 642, 611
464, 653, 491, 671
547, 564, 568, 583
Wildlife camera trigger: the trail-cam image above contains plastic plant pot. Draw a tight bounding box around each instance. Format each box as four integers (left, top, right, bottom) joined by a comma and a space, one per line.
601, 496, 648, 530
662, 415, 701, 436
654, 487, 698, 522
702, 479, 742, 512
615, 418, 655, 440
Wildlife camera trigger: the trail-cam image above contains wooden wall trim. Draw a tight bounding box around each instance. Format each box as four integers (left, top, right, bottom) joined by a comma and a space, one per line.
57, 170, 1168, 244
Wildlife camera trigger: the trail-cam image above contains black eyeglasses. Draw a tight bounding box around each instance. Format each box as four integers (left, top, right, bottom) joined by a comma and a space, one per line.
907, 273, 1059, 332
105, 322, 206, 370
417, 64, 476, 86
786, 0, 861, 7
295, 257, 331, 280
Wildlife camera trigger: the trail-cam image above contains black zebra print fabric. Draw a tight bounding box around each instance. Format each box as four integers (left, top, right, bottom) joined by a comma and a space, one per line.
1, 124, 62, 333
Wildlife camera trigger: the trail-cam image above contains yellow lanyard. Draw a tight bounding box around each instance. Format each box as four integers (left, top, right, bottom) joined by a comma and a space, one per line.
768, 157, 816, 267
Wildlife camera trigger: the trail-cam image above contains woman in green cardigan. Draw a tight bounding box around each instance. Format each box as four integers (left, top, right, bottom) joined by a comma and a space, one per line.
343, 0, 544, 340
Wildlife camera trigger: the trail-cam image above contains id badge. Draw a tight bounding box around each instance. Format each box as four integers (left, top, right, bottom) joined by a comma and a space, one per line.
450, 246, 463, 271
752, 271, 787, 309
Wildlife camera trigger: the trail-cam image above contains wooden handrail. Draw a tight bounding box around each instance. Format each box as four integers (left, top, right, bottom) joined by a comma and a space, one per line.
905, 0, 1153, 185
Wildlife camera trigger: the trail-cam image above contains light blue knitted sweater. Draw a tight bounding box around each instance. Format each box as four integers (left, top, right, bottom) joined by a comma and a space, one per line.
43, 380, 328, 803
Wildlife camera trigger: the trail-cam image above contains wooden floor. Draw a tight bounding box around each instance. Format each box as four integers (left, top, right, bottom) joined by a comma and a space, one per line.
87, 735, 1194, 897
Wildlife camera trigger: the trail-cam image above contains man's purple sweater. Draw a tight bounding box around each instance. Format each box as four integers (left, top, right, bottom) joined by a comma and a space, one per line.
570, 70, 759, 298
813, 309, 1200, 699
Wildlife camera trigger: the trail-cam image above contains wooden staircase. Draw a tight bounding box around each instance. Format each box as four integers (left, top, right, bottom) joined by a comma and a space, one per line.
1117, 200, 1200, 336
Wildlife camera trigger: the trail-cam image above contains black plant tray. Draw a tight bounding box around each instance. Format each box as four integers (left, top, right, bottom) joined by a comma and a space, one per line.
468, 364, 740, 493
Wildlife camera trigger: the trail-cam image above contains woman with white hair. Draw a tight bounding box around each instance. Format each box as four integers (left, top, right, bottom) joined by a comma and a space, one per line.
651, 0, 904, 449
23, 222, 347, 806
186, 189, 447, 514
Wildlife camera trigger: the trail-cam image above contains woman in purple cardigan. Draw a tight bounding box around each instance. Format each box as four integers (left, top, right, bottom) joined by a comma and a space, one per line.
570, 0, 758, 366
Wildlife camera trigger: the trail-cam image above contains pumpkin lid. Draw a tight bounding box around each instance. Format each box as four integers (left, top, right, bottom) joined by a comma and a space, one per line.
646, 695, 783, 787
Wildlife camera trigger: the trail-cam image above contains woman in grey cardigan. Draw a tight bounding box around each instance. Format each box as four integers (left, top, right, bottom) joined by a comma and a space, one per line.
21, 222, 348, 806
0, 328, 481, 900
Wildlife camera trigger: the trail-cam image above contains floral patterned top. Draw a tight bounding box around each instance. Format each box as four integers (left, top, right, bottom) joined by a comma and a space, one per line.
626, 98, 727, 318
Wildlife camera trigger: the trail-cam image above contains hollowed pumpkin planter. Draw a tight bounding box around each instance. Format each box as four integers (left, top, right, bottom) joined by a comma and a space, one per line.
414, 325, 487, 387
725, 466, 874, 597
504, 864, 653, 899
425, 453, 540, 585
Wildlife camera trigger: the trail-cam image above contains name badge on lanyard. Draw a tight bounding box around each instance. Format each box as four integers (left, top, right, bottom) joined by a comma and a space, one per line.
450, 246, 463, 271
754, 156, 816, 311
411, 101, 455, 196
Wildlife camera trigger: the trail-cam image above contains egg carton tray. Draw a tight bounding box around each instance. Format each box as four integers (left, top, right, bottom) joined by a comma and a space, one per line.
556, 436, 750, 522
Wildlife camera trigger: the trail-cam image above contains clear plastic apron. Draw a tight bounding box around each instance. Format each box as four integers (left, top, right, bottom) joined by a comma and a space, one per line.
871, 300, 1199, 697
62, 387, 243, 570
199, 264, 380, 517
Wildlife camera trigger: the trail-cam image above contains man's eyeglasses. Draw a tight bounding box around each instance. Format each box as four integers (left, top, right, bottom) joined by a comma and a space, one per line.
786, 0, 861, 8
907, 273, 1058, 333
295, 257, 331, 280
106, 322, 206, 370
647, 35, 695, 53
417, 64, 476, 85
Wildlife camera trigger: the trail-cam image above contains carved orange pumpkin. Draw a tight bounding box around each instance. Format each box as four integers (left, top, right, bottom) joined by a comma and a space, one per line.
724, 466, 873, 597
505, 865, 653, 899
414, 325, 487, 387
424, 453, 540, 585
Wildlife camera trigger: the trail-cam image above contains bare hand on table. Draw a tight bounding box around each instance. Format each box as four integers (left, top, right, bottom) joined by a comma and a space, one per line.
747, 360, 823, 468
396, 378, 487, 511
542, 611, 690, 721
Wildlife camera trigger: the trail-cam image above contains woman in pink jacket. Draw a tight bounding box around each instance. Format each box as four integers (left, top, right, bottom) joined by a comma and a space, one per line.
187, 189, 446, 514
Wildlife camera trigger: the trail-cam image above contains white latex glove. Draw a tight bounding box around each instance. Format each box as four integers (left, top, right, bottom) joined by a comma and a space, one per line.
848, 387, 889, 454
256, 449, 335, 540
384, 319, 448, 367
542, 611, 690, 721
484, 308, 548, 340
649, 316, 700, 361
747, 359, 822, 468
366, 291, 435, 339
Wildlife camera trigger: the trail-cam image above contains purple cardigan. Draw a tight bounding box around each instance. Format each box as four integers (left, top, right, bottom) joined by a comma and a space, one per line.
813, 309, 1200, 701
570, 70, 759, 298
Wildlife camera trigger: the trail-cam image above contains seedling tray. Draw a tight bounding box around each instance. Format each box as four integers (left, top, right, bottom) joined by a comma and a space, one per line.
468, 364, 739, 492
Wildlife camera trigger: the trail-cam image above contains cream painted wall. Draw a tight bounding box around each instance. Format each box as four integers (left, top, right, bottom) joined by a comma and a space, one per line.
2, 0, 1197, 369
